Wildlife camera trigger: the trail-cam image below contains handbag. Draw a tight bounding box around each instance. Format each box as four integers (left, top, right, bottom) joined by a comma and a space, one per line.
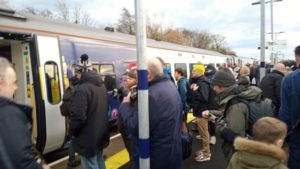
181, 132, 193, 160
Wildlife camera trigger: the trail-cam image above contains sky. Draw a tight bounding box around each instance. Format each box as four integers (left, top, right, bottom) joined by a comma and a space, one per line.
7, 0, 300, 60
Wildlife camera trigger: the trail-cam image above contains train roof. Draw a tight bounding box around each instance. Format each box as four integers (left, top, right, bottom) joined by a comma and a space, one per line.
0, 7, 225, 57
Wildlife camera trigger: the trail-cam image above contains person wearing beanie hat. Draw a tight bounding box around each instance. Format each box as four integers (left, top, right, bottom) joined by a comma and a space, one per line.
193, 64, 205, 76
211, 68, 236, 87
187, 63, 212, 162
202, 68, 263, 162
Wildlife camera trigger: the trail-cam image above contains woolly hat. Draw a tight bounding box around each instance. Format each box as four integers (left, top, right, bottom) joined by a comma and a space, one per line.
211, 68, 236, 87
127, 69, 137, 79
193, 64, 205, 76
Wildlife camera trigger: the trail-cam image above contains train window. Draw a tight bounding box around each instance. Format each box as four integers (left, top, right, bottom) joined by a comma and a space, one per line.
100, 64, 116, 91
175, 63, 187, 70
92, 64, 100, 72
100, 64, 114, 74
44, 61, 61, 104
165, 63, 172, 72
189, 63, 196, 75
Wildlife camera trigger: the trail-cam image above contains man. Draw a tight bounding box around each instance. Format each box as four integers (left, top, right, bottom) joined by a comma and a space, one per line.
203, 68, 261, 161
0, 57, 49, 169
174, 67, 189, 132
119, 57, 182, 169
279, 45, 300, 169
259, 63, 286, 116
186, 64, 211, 162
69, 56, 109, 169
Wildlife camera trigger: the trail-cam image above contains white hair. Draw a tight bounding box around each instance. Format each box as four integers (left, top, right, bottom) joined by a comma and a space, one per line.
0, 57, 12, 83
147, 57, 163, 76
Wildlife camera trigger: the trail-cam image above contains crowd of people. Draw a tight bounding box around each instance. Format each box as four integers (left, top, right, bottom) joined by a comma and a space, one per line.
0, 45, 300, 169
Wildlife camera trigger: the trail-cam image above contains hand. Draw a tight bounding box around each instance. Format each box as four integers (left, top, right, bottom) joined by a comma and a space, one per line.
202, 110, 210, 118
123, 91, 131, 103
43, 165, 51, 169
192, 84, 199, 91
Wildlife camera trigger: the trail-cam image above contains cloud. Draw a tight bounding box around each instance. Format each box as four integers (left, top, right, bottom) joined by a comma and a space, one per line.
7, 0, 300, 60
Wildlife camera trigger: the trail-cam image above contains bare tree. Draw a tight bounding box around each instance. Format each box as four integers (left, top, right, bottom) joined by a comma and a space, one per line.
55, 0, 70, 22
116, 8, 135, 35
162, 28, 189, 45
73, 5, 94, 26
22, 7, 54, 18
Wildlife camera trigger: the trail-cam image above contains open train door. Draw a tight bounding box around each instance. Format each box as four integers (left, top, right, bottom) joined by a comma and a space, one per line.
36, 35, 66, 153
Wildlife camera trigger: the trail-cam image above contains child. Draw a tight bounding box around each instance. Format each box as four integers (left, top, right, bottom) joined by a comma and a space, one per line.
227, 117, 288, 169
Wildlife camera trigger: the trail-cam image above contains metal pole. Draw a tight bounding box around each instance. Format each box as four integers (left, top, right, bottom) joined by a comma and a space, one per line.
135, 0, 150, 168
260, 0, 266, 80
270, 0, 274, 65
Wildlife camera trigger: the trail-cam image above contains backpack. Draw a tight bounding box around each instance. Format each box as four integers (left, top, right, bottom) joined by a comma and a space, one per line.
224, 95, 274, 135
181, 132, 193, 160
60, 86, 75, 117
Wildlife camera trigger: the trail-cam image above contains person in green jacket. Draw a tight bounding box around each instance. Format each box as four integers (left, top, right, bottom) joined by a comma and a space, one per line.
203, 68, 262, 161
227, 117, 288, 169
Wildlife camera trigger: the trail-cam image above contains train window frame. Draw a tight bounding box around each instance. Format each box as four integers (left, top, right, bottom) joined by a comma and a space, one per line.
44, 61, 61, 105
99, 64, 116, 91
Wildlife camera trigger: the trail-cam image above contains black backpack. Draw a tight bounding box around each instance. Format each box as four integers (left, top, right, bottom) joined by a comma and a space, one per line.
224, 95, 274, 135
60, 86, 75, 117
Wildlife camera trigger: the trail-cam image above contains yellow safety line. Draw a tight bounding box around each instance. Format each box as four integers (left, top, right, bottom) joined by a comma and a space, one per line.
105, 113, 195, 168
105, 149, 129, 169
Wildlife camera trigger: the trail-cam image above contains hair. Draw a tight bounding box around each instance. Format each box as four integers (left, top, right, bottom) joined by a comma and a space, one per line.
175, 67, 186, 77
294, 45, 300, 56
239, 66, 250, 76
275, 63, 285, 71
156, 57, 165, 66
147, 57, 163, 76
0, 57, 12, 84
252, 117, 287, 144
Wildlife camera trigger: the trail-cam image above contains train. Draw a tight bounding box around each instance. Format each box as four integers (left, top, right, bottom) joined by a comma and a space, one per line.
0, 7, 239, 155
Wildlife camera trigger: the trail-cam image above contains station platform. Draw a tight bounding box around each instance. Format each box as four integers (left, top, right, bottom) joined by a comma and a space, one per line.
50, 114, 227, 169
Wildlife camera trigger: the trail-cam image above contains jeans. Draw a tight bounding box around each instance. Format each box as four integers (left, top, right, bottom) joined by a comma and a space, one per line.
80, 151, 106, 169
68, 141, 76, 164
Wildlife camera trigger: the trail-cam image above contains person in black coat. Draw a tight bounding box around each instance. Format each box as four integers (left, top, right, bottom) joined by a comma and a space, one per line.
69, 67, 109, 169
259, 63, 286, 116
0, 57, 48, 169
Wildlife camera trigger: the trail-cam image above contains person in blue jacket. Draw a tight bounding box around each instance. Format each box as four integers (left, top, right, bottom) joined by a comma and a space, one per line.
174, 67, 189, 132
119, 57, 183, 169
279, 45, 300, 169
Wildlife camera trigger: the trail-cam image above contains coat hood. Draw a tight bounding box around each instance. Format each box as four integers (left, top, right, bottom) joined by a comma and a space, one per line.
233, 137, 287, 168
79, 71, 104, 87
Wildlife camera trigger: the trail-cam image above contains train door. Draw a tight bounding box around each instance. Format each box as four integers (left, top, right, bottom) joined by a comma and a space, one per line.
36, 35, 65, 153
0, 33, 38, 137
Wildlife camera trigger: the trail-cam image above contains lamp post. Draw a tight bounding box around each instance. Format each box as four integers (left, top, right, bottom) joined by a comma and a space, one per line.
252, 0, 283, 66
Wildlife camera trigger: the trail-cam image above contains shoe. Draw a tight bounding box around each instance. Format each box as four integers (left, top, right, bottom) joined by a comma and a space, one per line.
196, 135, 202, 140
67, 159, 81, 168
210, 136, 216, 145
195, 154, 211, 162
